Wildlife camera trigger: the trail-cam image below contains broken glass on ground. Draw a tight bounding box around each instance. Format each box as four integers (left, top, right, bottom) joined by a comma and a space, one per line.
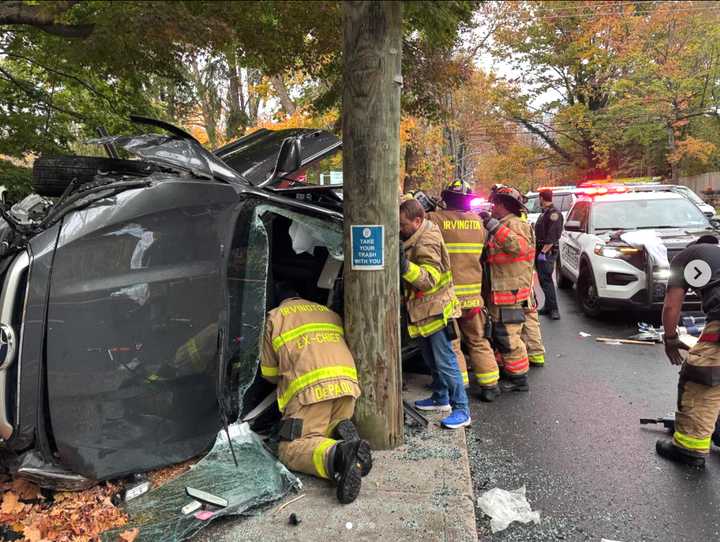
102, 422, 301, 542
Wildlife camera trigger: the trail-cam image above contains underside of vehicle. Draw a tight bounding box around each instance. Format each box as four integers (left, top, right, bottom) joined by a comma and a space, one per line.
0, 117, 351, 489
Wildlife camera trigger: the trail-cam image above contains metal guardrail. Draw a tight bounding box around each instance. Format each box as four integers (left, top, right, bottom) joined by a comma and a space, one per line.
0, 251, 29, 441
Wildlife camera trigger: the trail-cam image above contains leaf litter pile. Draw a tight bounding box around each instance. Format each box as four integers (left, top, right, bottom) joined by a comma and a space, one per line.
0, 459, 195, 542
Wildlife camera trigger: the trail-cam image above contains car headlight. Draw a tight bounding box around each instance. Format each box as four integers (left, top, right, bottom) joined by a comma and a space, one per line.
653, 268, 672, 280
593, 244, 640, 259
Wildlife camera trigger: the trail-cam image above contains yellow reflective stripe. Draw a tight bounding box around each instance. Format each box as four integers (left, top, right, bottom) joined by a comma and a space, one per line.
673, 431, 711, 451
403, 261, 421, 282
312, 438, 337, 479
475, 370, 500, 385
272, 323, 344, 351
447, 242, 484, 254
420, 263, 442, 283
407, 299, 459, 338
461, 371, 469, 385
455, 283, 483, 296
260, 365, 279, 377
423, 271, 453, 295
528, 353, 545, 365
278, 365, 358, 411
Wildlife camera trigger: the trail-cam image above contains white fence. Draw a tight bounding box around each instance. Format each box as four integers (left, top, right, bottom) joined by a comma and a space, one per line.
679, 172, 720, 193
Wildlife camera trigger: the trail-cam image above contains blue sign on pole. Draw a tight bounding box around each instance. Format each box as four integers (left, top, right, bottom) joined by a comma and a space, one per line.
350, 225, 384, 270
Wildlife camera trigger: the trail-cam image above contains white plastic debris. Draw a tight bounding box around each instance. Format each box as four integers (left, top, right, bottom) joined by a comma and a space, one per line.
601, 539, 624, 542
477, 485, 541, 533
579, 332, 591, 338
619, 230, 669, 267
345, 522, 353, 530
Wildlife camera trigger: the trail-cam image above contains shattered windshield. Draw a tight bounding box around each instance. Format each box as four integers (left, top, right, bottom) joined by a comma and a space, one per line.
90, 135, 245, 184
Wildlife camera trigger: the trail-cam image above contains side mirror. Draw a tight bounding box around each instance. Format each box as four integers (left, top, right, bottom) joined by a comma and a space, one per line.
565, 220, 582, 232
275, 137, 302, 175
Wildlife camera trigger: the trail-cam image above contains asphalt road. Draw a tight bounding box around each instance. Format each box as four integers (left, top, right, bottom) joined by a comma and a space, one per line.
468, 288, 720, 541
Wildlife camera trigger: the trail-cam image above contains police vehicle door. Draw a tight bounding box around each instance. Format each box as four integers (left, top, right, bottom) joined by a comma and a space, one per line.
561, 201, 589, 279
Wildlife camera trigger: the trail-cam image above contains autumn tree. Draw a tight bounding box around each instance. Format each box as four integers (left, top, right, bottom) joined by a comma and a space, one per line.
610, 1, 720, 180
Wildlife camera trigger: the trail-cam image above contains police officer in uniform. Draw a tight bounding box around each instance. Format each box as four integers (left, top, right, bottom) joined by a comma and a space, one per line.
534, 189, 563, 320
657, 236, 720, 467
260, 284, 372, 503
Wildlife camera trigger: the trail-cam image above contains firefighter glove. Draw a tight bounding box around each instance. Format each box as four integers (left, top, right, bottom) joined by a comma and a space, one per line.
663, 334, 690, 365
479, 211, 501, 234
399, 245, 409, 275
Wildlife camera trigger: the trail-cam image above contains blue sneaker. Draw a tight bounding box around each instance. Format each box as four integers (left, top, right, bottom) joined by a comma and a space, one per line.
441, 410, 471, 429
414, 397, 452, 412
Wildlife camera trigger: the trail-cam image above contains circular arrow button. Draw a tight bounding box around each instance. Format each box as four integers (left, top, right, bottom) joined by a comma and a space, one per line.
684, 259, 712, 288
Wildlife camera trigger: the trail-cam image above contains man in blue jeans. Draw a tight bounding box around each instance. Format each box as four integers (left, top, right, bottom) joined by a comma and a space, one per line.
534, 189, 563, 320
399, 199, 470, 429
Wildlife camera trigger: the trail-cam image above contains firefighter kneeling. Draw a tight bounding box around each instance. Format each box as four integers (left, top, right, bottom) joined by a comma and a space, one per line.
260, 284, 372, 503
480, 186, 535, 392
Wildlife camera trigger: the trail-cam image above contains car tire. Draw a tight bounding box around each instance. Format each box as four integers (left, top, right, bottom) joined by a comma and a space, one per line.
556, 255, 573, 290
576, 260, 603, 317
32, 156, 154, 197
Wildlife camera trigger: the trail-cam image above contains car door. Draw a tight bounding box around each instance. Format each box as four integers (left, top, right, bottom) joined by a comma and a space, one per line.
560, 201, 589, 280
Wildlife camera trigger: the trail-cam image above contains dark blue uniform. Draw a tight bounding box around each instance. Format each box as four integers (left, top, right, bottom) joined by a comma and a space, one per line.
534, 205, 564, 314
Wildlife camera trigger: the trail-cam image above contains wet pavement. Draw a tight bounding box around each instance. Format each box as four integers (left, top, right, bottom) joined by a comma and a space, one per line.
468, 289, 720, 541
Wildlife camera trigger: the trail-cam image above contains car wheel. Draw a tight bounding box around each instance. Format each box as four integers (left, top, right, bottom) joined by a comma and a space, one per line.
32, 156, 155, 197
556, 255, 573, 290
576, 261, 603, 317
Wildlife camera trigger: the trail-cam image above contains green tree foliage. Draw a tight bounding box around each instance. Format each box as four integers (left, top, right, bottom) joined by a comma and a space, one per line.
0, 0, 479, 158
0, 160, 32, 203
490, 1, 720, 180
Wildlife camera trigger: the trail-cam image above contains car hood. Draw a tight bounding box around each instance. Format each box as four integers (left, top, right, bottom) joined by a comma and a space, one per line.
603, 227, 718, 248
91, 134, 246, 184
214, 128, 341, 187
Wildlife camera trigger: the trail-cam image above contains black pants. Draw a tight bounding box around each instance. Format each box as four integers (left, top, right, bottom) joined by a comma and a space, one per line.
536, 253, 558, 312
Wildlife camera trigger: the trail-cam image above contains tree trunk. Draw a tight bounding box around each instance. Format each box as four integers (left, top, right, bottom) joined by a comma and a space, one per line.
403, 141, 419, 192
225, 49, 247, 140
190, 57, 218, 147
342, 0, 403, 450
247, 69, 263, 126
668, 124, 679, 183
271, 74, 297, 116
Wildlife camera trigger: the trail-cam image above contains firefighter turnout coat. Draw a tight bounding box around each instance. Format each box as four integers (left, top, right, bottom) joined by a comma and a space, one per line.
402, 219, 461, 338
260, 298, 360, 413
259, 298, 360, 480
428, 209, 499, 388
486, 213, 536, 376
427, 209, 486, 309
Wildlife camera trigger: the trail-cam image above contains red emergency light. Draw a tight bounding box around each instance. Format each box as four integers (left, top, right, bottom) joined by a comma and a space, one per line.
577, 184, 627, 196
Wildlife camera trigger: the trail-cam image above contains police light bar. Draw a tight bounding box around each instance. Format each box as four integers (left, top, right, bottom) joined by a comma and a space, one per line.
578, 183, 628, 196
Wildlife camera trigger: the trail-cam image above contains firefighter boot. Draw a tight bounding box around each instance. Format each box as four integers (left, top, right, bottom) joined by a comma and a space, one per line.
333, 420, 373, 477
478, 386, 500, 403
713, 417, 720, 448
499, 374, 529, 392
327, 440, 364, 504
655, 439, 705, 468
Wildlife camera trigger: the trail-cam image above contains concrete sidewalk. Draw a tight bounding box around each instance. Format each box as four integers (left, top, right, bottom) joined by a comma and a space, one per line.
196, 373, 477, 542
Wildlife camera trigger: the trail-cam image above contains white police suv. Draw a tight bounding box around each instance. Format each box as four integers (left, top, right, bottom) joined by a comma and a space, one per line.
557, 186, 716, 316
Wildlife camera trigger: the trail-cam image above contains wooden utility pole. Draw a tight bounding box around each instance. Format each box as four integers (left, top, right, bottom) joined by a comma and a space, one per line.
342, 0, 403, 449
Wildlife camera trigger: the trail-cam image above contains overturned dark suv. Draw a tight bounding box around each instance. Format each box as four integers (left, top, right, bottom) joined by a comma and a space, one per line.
0, 117, 354, 488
